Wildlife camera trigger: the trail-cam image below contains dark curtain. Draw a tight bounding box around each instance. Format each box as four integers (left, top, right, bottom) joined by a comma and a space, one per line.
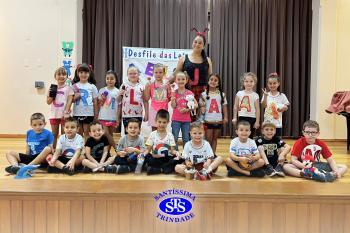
210, 0, 312, 137
83, 0, 209, 88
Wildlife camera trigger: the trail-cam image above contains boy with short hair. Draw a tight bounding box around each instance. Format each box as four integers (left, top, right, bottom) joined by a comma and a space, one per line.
225, 121, 265, 177
283, 120, 347, 181
82, 121, 116, 172
256, 121, 291, 177
5, 113, 53, 174
144, 109, 182, 175
113, 118, 145, 173
47, 117, 85, 175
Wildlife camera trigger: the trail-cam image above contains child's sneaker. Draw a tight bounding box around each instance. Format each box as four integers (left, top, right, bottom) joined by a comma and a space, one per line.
62, 166, 75, 176
5, 165, 21, 174
116, 165, 130, 174
274, 164, 285, 177
250, 168, 265, 177
147, 167, 162, 175
83, 166, 92, 173
264, 164, 275, 177
194, 170, 207, 180
105, 165, 117, 173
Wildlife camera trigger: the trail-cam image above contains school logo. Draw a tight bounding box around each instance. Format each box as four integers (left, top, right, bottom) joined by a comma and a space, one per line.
154, 189, 195, 223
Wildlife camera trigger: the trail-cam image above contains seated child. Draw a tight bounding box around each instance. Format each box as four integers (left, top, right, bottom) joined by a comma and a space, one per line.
283, 120, 347, 181
113, 118, 145, 173
82, 121, 116, 172
47, 117, 85, 175
256, 121, 291, 177
225, 121, 265, 177
5, 113, 53, 174
175, 122, 223, 180
144, 109, 182, 175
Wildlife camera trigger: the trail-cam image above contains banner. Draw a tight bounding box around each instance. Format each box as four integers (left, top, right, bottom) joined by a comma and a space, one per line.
122, 47, 192, 83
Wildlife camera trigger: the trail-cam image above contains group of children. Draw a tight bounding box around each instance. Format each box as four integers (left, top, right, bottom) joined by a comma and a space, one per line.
4, 64, 347, 181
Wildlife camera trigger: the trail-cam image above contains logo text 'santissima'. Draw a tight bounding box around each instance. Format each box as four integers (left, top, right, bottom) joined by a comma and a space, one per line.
154, 189, 196, 223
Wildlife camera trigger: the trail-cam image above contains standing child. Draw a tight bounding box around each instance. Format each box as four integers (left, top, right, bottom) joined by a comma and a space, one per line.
72, 63, 98, 140
261, 73, 290, 137
82, 121, 116, 172
144, 109, 182, 175
118, 66, 148, 133
199, 74, 228, 154
47, 117, 85, 175
225, 121, 265, 177
144, 64, 171, 131
5, 113, 53, 174
232, 72, 260, 138
283, 120, 347, 181
175, 122, 223, 180
256, 121, 291, 177
171, 71, 198, 150
46, 67, 74, 148
98, 70, 120, 149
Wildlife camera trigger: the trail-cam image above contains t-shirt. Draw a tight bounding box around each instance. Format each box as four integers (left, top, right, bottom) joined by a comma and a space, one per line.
121, 82, 145, 118
73, 82, 98, 116
150, 81, 170, 111
56, 134, 84, 159
85, 135, 110, 159
291, 137, 332, 162
48, 85, 74, 119
261, 92, 289, 128
146, 131, 176, 157
255, 136, 286, 167
200, 90, 227, 122
229, 137, 258, 157
98, 87, 119, 121
171, 89, 194, 122
182, 140, 214, 164
26, 129, 54, 156
236, 90, 259, 118
116, 135, 145, 155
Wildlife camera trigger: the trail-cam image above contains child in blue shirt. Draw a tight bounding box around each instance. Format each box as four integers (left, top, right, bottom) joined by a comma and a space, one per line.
5, 113, 54, 174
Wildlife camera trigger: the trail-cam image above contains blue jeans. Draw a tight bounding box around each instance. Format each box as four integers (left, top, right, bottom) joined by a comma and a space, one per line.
171, 121, 190, 150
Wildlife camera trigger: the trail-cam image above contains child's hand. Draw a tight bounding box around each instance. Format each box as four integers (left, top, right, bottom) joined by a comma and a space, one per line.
232, 118, 237, 125
262, 88, 269, 95
66, 159, 75, 170
119, 151, 127, 157
115, 121, 120, 128
143, 115, 148, 122
74, 92, 81, 101
48, 156, 56, 167
203, 161, 211, 169
254, 122, 260, 129
185, 160, 193, 168
333, 170, 341, 179
179, 108, 189, 114
124, 147, 135, 153
240, 156, 250, 163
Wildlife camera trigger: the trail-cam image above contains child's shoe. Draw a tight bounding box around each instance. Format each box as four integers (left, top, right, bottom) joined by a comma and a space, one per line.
147, 167, 162, 175
5, 165, 21, 174
250, 168, 265, 177
62, 166, 75, 176
194, 170, 207, 180
116, 165, 130, 174
105, 165, 117, 173
274, 164, 285, 177
264, 164, 275, 177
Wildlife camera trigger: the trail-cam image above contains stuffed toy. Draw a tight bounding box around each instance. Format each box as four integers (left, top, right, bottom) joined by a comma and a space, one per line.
301, 154, 334, 182
185, 95, 196, 116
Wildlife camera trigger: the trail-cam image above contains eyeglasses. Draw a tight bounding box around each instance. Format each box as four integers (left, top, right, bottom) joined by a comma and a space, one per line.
303, 131, 318, 136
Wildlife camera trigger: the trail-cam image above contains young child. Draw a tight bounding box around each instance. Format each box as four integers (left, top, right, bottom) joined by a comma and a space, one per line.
98, 70, 120, 149
118, 66, 148, 133
47, 117, 85, 175
5, 113, 53, 174
82, 121, 115, 172
144, 109, 182, 175
261, 73, 290, 137
225, 121, 265, 177
199, 74, 228, 154
144, 64, 171, 131
114, 118, 145, 173
255, 121, 291, 177
175, 122, 223, 180
232, 72, 260, 138
283, 120, 347, 181
171, 71, 198, 150
46, 67, 74, 148
71, 63, 98, 140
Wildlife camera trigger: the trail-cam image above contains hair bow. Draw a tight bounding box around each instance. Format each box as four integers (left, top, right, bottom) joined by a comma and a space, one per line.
191, 27, 209, 37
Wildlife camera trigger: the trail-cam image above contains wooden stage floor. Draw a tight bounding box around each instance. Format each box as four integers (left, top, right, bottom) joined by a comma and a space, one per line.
1, 137, 350, 233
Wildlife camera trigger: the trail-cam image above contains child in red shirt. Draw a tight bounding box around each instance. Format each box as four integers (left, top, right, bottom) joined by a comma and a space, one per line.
283, 120, 347, 181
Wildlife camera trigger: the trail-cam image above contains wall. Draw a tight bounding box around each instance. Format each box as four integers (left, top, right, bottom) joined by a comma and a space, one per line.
311, 0, 350, 139
0, 0, 83, 134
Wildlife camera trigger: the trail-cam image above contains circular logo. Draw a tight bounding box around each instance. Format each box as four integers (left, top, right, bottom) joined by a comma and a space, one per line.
159, 197, 192, 215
